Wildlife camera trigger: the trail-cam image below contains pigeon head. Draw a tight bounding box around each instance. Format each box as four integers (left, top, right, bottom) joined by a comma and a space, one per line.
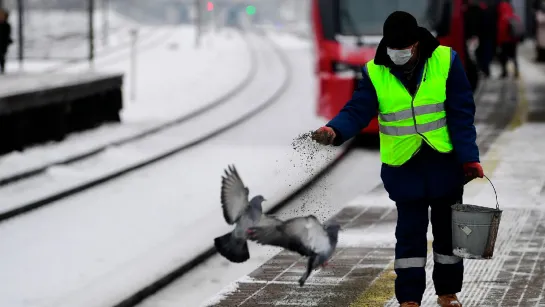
250, 195, 266, 209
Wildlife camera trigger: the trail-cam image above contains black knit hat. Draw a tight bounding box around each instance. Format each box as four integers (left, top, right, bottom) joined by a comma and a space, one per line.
382, 11, 419, 49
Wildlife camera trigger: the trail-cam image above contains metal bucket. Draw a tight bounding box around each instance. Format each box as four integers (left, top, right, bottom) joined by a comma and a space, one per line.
451, 175, 502, 259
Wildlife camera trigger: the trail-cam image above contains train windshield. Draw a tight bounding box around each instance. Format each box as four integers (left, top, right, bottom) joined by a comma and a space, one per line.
338, 0, 437, 36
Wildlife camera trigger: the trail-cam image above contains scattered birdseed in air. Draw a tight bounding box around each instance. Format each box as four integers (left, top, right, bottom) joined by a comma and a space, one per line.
290, 131, 338, 209
291, 131, 335, 173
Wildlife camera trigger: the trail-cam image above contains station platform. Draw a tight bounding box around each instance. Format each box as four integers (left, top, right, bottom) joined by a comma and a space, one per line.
0, 72, 123, 154
206, 57, 545, 306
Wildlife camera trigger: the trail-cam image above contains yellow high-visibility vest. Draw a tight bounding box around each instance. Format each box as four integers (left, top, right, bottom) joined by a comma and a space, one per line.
366, 45, 454, 166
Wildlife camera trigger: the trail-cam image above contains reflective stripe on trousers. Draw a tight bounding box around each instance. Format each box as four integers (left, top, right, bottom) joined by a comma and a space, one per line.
395, 253, 461, 269
434, 252, 462, 264
379, 117, 447, 136
394, 257, 427, 269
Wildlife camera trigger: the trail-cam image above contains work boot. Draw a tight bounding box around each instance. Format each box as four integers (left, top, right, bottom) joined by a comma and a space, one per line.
400, 302, 419, 307
437, 294, 462, 306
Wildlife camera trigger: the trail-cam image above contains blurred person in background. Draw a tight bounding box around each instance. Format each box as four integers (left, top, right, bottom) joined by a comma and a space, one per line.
497, 0, 523, 77
0, 8, 12, 74
470, 0, 497, 77
535, 0, 545, 62
311, 11, 483, 307
464, 1, 486, 75
463, 0, 484, 89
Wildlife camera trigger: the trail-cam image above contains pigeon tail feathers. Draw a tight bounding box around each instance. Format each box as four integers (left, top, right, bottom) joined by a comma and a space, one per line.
214, 232, 250, 263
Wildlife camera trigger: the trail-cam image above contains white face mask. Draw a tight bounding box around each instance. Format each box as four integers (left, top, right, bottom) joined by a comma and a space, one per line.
387, 47, 413, 65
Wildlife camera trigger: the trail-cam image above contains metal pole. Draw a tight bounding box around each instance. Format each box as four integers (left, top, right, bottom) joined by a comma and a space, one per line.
17, 0, 23, 70
102, 0, 108, 45
89, 0, 95, 65
195, 0, 201, 47
129, 28, 138, 102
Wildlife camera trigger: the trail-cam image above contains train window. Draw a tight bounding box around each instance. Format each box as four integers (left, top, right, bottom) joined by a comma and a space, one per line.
336, 0, 437, 36
317, 0, 337, 40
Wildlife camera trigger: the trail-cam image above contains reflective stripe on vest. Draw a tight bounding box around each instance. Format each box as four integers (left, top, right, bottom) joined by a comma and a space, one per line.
366, 45, 454, 166
379, 103, 446, 126
380, 117, 447, 136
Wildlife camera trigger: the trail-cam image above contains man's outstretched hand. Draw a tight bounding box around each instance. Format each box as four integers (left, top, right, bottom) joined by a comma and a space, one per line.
311, 126, 336, 145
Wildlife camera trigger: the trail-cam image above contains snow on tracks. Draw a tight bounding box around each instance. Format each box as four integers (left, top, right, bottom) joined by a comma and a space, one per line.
0, 30, 275, 222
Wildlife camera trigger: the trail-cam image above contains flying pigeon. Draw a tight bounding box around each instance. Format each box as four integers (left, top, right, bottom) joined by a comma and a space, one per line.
214, 165, 281, 263
247, 215, 341, 286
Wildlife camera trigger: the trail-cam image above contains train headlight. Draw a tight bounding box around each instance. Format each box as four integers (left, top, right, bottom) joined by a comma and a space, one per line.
332, 61, 363, 79
332, 61, 351, 72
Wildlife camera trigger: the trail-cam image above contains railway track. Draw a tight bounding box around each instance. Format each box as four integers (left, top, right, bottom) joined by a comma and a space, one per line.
0, 30, 291, 225
0, 19, 244, 188
0, 14, 249, 188
0, 27, 251, 189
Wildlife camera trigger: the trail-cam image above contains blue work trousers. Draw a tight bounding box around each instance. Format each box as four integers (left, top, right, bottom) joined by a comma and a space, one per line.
394, 190, 464, 304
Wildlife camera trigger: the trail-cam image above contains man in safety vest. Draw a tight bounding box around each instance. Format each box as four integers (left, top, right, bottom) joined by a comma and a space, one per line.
311, 11, 484, 307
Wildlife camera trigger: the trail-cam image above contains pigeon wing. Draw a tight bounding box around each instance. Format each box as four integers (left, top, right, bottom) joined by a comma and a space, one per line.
247, 223, 285, 247
257, 214, 283, 227
221, 165, 250, 224
283, 215, 330, 255
248, 217, 316, 256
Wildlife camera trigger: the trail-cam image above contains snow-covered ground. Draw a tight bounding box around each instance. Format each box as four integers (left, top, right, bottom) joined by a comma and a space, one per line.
0, 30, 346, 307
0, 25, 251, 182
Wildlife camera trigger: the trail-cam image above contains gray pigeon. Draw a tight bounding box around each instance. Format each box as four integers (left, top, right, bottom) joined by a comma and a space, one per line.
214, 165, 280, 263
247, 215, 341, 286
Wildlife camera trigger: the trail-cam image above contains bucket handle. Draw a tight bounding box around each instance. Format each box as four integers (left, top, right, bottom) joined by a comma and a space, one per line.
483, 174, 500, 210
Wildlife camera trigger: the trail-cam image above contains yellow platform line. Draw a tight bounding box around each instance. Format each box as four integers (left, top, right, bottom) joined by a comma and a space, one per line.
350, 263, 396, 307
351, 241, 433, 307
508, 77, 529, 130
350, 76, 529, 306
